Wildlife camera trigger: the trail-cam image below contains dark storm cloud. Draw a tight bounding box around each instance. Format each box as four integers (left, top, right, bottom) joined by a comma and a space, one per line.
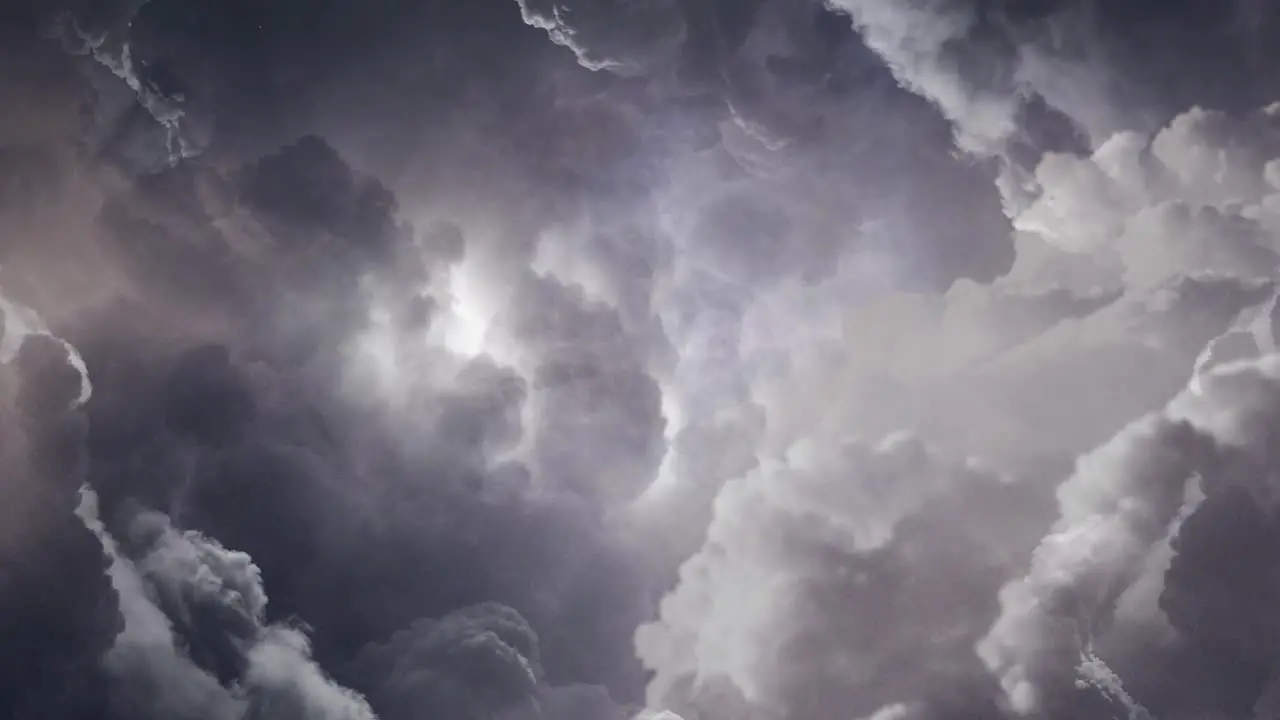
30, 91, 654, 718
0, 154, 641, 720
25, 0, 207, 171
13, 2, 1280, 720
500, 271, 666, 506
9, 4, 705, 720
515, 0, 687, 76
513, 0, 1016, 290
0, 330, 118, 720
235, 135, 401, 261
163, 344, 257, 445
345, 602, 541, 720
820, 0, 1280, 181
79, 498, 382, 720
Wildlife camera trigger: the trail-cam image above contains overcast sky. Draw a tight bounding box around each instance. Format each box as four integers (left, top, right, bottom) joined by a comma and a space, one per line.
4, 2, 1280, 719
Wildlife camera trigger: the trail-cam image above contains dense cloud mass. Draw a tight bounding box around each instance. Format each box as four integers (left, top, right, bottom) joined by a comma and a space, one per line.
8, 1, 1280, 720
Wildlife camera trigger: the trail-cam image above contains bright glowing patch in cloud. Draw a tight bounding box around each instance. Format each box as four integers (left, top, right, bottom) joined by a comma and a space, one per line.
440, 262, 495, 357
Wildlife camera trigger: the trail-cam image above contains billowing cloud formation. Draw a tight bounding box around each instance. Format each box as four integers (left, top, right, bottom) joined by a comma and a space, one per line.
819, 0, 1280, 217
11, 3, 1280, 720
636, 434, 1043, 719
830, 1, 1280, 143
824, 0, 1025, 154
632, 37, 1280, 720
979, 357, 1280, 716
0, 276, 381, 720
0, 304, 115, 720
346, 602, 541, 719
498, 271, 666, 505
81, 496, 378, 720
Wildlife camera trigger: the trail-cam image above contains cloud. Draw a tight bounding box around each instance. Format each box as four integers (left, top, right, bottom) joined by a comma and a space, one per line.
858, 704, 924, 720
515, 0, 686, 75
635, 433, 1036, 719
345, 603, 541, 720
629, 48, 1280, 720
79, 490, 246, 720
44, 127, 656, 708
633, 711, 685, 720
761, 101, 1280, 474
39, 0, 204, 172
978, 356, 1280, 715
823, 0, 1024, 154
82, 492, 379, 720
822, 0, 1280, 220
496, 271, 666, 506
0, 291, 118, 720
13, 4, 1280, 720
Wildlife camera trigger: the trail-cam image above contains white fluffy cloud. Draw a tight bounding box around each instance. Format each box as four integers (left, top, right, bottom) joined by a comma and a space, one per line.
635, 433, 1003, 717
979, 356, 1280, 714
78, 490, 377, 720
637, 85, 1280, 720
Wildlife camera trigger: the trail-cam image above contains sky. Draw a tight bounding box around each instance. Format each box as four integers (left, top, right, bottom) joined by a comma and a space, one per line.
4, 1, 1280, 719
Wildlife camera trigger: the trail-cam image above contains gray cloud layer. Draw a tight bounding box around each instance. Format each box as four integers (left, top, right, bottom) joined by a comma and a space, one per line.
5, 2, 1280, 720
